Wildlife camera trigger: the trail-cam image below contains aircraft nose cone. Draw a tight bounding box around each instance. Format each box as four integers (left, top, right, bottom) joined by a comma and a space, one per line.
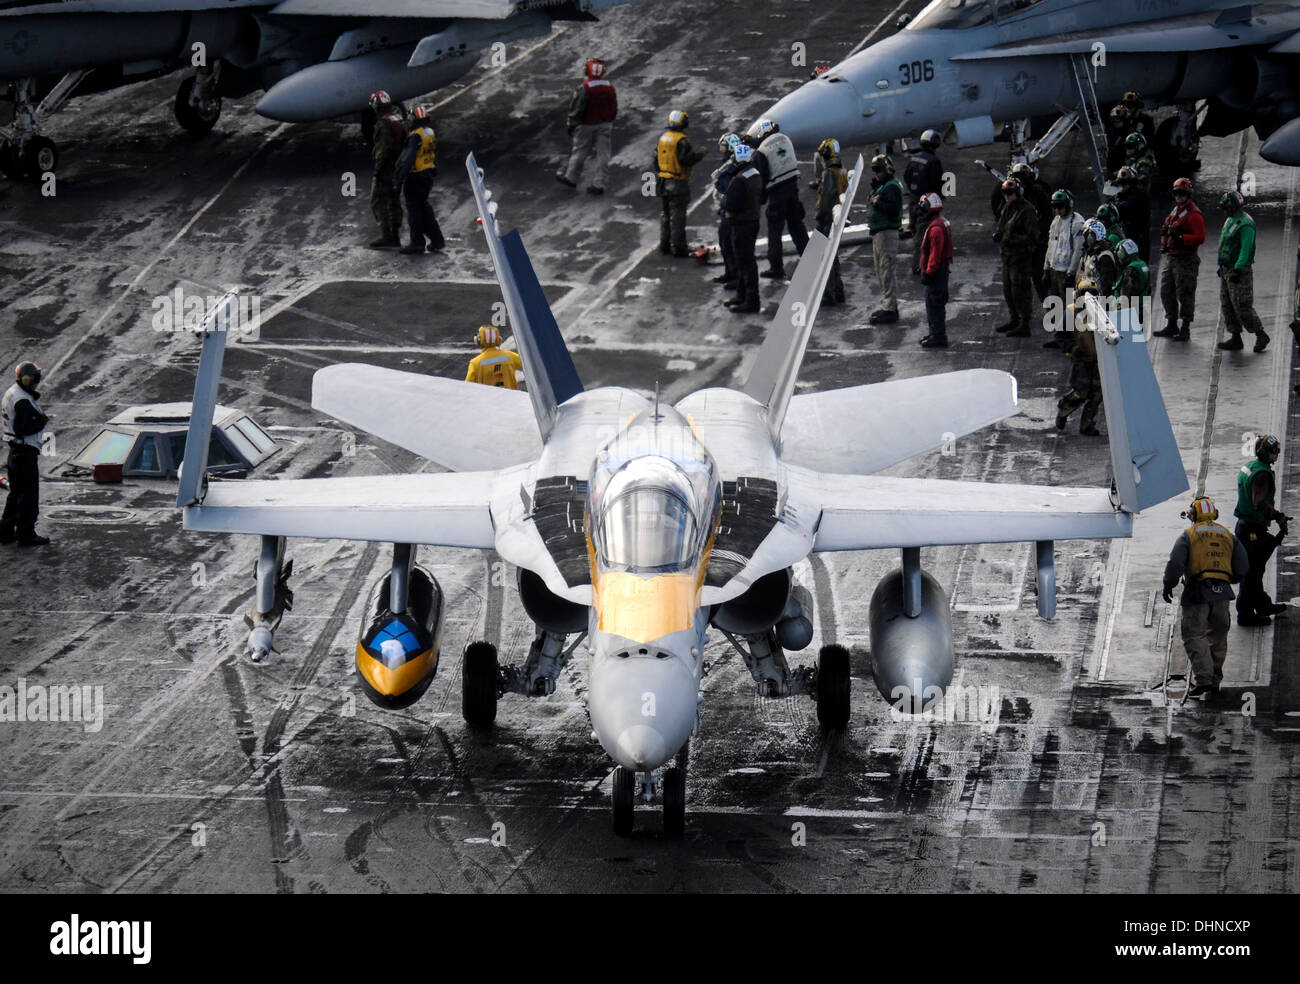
588, 650, 698, 772
761, 78, 863, 151
615, 725, 668, 772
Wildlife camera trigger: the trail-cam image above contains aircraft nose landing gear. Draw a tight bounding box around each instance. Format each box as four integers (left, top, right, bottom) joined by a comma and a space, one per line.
610, 744, 688, 837
1, 77, 70, 179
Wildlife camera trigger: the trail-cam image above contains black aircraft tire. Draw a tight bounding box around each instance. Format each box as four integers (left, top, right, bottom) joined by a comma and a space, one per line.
612, 766, 636, 836
816, 644, 851, 729
22, 137, 56, 177
461, 641, 498, 730
175, 77, 222, 136
662, 767, 686, 837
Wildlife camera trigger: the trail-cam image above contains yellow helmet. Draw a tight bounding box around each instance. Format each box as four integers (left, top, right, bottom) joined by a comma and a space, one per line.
667, 109, 688, 130
476, 326, 500, 348
1188, 496, 1218, 522
1075, 277, 1099, 296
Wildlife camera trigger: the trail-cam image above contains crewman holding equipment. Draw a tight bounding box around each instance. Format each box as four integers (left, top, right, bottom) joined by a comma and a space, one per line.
393, 106, 444, 254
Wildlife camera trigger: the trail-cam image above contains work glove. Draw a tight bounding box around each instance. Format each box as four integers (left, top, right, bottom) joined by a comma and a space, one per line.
1162, 586, 1174, 604
920, 273, 934, 286
992, 231, 1003, 244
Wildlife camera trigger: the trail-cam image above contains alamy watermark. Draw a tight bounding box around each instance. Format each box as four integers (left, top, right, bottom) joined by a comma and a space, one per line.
151, 288, 262, 335
888, 677, 1001, 732
0, 677, 104, 733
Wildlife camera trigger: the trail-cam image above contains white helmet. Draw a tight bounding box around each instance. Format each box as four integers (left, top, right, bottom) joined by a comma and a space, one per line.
748, 118, 778, 141
733, 143, 755, 164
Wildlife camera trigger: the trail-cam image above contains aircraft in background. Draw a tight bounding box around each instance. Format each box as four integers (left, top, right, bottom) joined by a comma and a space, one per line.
174, 151, 1185, 835
0, 0, 633, 178
761, 0, 1300, 195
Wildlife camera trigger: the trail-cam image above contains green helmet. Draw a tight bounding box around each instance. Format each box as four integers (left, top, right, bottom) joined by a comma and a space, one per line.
1096, 202, 1120, 226
1124, 132, 1148, 154
1050, 189, 1074, 208
1219, 190, 1245, 212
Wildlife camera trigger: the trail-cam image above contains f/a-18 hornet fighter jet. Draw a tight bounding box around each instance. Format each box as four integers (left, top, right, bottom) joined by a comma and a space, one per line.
176, 152, 1186, 836
0, 0, 635, 178
763, 0, 1300, 193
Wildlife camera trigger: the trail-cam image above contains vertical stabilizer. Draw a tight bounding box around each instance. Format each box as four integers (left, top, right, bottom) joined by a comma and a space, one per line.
176, 293, 238, 508
466, 153, 582, 441
1087, 297, 1189, 512
743, 155, 865, 438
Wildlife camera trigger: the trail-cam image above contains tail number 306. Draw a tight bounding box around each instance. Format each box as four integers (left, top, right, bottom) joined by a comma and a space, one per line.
900, 59, 935, 85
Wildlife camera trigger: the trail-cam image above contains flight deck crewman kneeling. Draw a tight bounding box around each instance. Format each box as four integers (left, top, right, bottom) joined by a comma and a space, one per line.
1162, 496, 1249, 700
466, 326, 523, 389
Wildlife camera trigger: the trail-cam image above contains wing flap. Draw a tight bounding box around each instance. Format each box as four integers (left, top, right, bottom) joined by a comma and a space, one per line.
183, 472, 497, 547
312, 363, 540, 471
791, 471, 1130, 551
780, 369, 1018, 475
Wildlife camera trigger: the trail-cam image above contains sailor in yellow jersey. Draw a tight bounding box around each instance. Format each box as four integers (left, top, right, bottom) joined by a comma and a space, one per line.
466, 326, 523, 389
1161, 495, 1249, 701
394, 106, 445, 254
653, 109, 705, 256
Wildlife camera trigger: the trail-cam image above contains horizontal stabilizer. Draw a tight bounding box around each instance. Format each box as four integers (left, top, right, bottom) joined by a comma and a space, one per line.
780, 369, 1018, 475
184, 472, 497, 547
1088, 299, 1189, 513
792, 470, 1131, 551
312, 364, 540, 471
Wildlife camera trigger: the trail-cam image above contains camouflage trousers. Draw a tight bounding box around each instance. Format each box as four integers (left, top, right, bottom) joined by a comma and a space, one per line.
370, 165, 402, 239
1057, 360, 1102, 431
659, 179, 691, 254
1218, 265, 1264, 335
1181, 600, 1231, 688
1159, 253, 1199, 323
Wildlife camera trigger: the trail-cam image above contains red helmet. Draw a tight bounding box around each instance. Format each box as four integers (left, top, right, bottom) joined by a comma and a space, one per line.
1171, 177, 1193, 195
586, 58, 606, 79
408, 106, 430, 125
369, 89, 392, 112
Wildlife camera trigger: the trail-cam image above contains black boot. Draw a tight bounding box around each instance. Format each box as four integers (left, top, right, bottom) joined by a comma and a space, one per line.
1152, 320, 1179, 338
1175, 320, 1190, 341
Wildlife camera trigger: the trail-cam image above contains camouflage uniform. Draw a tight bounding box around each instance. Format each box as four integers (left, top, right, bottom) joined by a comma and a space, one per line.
1056, 321, 1102, 434
370, 108, 407, 244
995, 195, 1039, 334
1218, 210, 1264, 339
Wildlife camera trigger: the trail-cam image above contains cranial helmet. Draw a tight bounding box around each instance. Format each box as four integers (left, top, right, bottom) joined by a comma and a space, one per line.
586, 58, 606, 78
1256, 434, 1280, 459
1188, 496, 1219, 522
476, 326, 500, 348
667, 109, 688, 130
16, 361, 41, 388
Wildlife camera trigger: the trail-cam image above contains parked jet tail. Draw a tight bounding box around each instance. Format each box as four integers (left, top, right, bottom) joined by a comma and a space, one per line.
176, 292, 238, 508
466, 153, 582, 442
1086, 298, 1189, 513
743, 155, 865, 438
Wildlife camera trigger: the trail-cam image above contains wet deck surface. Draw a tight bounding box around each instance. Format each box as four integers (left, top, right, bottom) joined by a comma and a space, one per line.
1, 0, 1297, 893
